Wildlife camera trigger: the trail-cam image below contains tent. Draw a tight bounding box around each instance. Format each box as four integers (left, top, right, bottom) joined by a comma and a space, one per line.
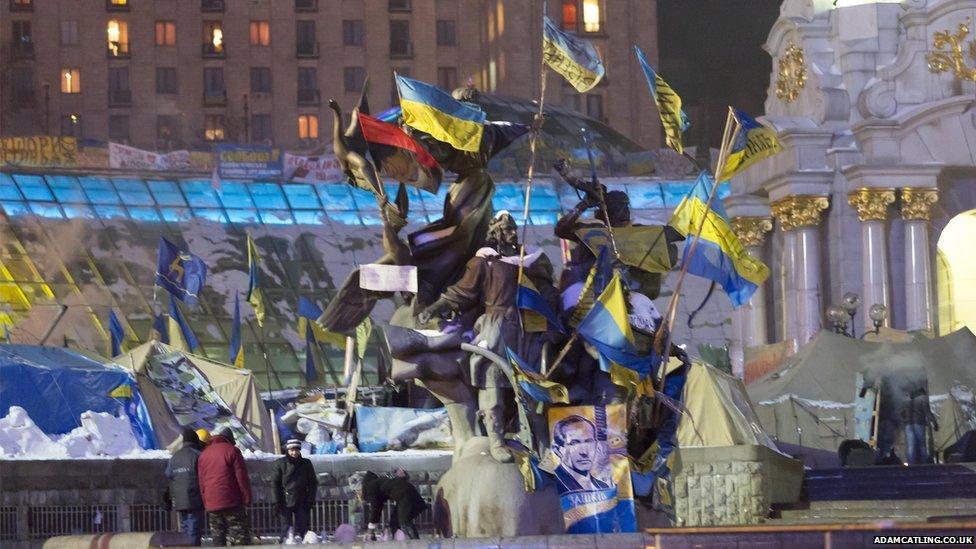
747, 328, 976, 466
113, 341, 274, 452
0, 345, 139, 435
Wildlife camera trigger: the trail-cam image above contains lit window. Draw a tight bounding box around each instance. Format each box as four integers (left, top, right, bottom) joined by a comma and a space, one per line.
250, 21, 270, 46
155, 21, 176, 46
204, 21, 224, 54
561, 0, 578, 32
298, 115, 318, 139
109, 0, 128, 6
582, 0, 601, 32
107, 20, 129, 56
60, 68, 80, 94
205, 115, 226, 141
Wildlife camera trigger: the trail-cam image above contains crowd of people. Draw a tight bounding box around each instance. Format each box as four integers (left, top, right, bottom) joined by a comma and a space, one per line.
165, 428, 427, 545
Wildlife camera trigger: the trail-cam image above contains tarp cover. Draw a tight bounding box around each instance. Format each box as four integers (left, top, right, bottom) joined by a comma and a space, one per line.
747, 328, 976, 461
0, 345, 131, 434
355, 405, 453, 453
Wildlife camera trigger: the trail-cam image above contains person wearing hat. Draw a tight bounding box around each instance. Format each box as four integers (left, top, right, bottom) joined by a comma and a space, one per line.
271, 438, 318, 542
360, 471, 427, 540
197, 427, 252, 546
165, 428, 205, 546
195, 428, 211, 445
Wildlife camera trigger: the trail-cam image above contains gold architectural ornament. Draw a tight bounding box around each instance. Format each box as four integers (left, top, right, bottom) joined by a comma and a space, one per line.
770, 195, 829, 231
900, 187, 939, 221
775, 41, 808, 103
926, 18, 976, 81
848, 188, 896, 222
730, 217, 773, 247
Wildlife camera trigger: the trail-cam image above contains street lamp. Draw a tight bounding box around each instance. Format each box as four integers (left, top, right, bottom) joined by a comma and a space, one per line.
825, 294, 889, 339
841, 292, 860, 338
826, 305, 847, 335
867, 304, 889, 336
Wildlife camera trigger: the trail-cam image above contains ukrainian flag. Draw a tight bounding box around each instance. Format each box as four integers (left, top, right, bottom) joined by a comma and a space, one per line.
542, 16, 605, 93
635, 45, 689, 154
396, 74, 486, 152
577, 273, 654, 378
517, 277, 564, 333
245, 233, 266, 326
719, 109, 782, 182
229, 292, 244, 368
168, 294, 199, 352
506, 348, 569, 404
670, 172, 770, 308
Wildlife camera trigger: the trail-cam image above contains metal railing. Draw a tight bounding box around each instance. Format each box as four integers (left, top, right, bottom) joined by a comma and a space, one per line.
27, 505, 118, 540
390, 41, 413, 58
202, 43, 226, 58
297, 89, 321, 106
296, 41, 319, 58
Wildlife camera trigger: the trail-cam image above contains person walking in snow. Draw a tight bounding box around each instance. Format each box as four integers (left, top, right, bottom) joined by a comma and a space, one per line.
271, 438, 319, 542
197, 428, 252, 546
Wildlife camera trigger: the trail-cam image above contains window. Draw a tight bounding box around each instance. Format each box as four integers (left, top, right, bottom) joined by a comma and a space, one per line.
157, 115, 181, 147
251, 114, 272, 143
298, 115, 318, 139
156, 67, 177, 94
437, 67, 457, 92
436, 20, 456, 46
297, 67, 318, 104
586, 94, 603, 121
60, 69, 80, 94
204, 67, 226, 101
390, 20, 411, 57
562, 0, 601, 33
295, 0, 317, 11
582, 0, 601, 32
296, 20, 317, 56
108, 115, 130, 143
60, 21, 78, 46
343, 20, 363, 46
561, 1, 578, 32
12, 21, 33, 56
107, 0, 128, 9
10, 0, 32, 11
388, 0, 410, 12
344, 67, 365, 93
204, 115, 226, 141
249, 21, 269, 46
108, 67, 131, 105
11, 67, 33, 105
250, 67, 271, 93
155, 21, 176, 46
203, 21, 224, 55
61, 114, 82, 139
107, 20, 129, 56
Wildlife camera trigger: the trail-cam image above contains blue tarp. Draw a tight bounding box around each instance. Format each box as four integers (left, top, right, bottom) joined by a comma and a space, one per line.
0, 345, 156, 447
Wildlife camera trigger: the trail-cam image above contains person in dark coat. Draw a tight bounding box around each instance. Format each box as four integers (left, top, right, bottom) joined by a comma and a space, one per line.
271, 439, 319, 541
361, 471, 427, 540
165, 428, 205, 546
197, 428, 252, 546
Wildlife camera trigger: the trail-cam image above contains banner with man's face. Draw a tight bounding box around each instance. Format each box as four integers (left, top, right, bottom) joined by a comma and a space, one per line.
547, 404, 637, 534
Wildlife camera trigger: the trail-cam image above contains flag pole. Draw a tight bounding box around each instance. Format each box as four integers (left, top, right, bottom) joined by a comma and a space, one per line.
652, 107, 739, 396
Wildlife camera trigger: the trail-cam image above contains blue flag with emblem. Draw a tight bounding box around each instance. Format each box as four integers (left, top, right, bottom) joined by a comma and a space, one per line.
108, 310, 124, 357
577, 273, 655, 378
168, 294, 199, 352
229, 292, 243, 368
155, 237, 208, 306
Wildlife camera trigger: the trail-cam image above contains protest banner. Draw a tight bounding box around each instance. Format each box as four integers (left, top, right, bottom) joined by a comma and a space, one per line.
359, 264, 418, 293
283, 153, 343, 183
1, 136, 77, 167
216, 144, 283, 179
109, 142, 192, 171
355, 405, 453, 452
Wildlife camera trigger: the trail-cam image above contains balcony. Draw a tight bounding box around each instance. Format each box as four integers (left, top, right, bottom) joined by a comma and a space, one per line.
105, 0, 129, 11
202, 43, 226, 58
9, 0, 33, 12
108, 89, 132, 106
107, 42, 130, 58
296, 41, 319, 58
10, 40, 34, 59
388, 0, 410, 12
204, 91, 228, 107
201, 0, 224, 12
297, 89, 320, 106
390, 41, 413, 59
295, 0, 317, 12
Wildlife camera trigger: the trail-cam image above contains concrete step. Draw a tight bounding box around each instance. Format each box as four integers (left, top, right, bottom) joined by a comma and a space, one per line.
802, 464, 976, 501
773, 498, 976, 522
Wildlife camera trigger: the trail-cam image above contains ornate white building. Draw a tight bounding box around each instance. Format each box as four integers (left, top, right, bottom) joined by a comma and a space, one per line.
727, 0, 976, 376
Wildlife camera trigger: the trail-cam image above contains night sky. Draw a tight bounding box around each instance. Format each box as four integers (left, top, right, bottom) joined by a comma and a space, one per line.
658, 0, 782, 150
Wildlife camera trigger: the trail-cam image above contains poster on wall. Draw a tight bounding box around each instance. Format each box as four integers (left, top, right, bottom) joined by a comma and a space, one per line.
145, 351, 258, 448
547, 404, 637, 534
1, 136, 77, 167
216, 144, 283, 179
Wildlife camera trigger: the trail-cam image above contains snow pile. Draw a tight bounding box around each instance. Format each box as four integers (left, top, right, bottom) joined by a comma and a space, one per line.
0, 406, 65, 457
0, 406, 160, 459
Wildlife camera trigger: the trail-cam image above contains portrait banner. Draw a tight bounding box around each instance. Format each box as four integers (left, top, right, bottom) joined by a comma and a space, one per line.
1, 136, 77, 167
216, 144, 283, 179
548, 404, 637, 534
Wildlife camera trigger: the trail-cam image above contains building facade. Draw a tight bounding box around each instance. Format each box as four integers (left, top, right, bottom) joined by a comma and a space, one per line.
0, 0, 661, 152
726, 0, 976, 377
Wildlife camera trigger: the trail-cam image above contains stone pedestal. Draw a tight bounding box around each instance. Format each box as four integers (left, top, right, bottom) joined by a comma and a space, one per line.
849, 189, 895, 330
901, 188, 939, 332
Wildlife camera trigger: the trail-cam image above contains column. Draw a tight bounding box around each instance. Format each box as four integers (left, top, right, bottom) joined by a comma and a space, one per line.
848, 188, 896, 331
729, 216, 773, 378
900, 187, 938, 332
773, 195, 830, 350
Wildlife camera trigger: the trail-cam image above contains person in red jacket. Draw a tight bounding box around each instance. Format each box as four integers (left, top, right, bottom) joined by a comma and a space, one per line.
197, 428, 252, 546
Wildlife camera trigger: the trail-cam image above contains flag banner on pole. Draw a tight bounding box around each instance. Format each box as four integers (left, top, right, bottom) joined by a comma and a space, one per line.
245, 233, 266, 326
358, 112, 443, 194
230, 292, 244, 368
635, 45, 689, 154
669, 171, 770, 307
575, 225, 679, 274
542, 16, 606, 93
168, 294, 199, 352
109, 310, 124, 357
154, 237, 208, 306
718, 109, 782, 182
577, 273, 655, 378
304, 321, 319, 382
297, 296, 346, 350
150, 313, 169, 344
396, 74, 486, 152
506, 348, 569, 404
517, 276, 564, 334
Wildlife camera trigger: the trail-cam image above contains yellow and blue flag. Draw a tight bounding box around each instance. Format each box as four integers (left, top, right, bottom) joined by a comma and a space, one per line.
229, 292, 244, 368
298, 296, 345, 350
108, 310, 124, 357
149, 313, 169, 344
396, 74, 486, 152
542, 16, 605, 93
635, 45, 689, 154
577, 273, 655, 378
304, 317, 319, 383
719, 109, 782, 181
245, 233, 266, 326
517, 277, 564, 333
154, 237, 208, 306
670, 172, 770, 308
506, 348, 569, 404
168, 294, 199, 352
